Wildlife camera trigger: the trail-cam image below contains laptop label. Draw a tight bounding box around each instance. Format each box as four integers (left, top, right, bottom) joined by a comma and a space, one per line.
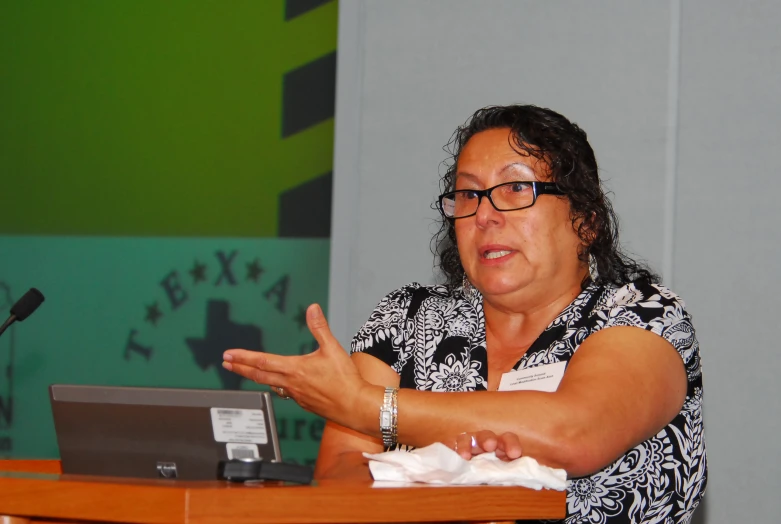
226, 442, 260, 460
210, 407, 269, 444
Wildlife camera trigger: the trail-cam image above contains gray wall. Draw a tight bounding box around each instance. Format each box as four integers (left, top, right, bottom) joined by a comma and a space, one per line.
329, 1, 781, 522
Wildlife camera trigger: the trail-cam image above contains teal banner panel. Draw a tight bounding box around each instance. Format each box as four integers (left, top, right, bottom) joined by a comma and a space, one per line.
0, 236, 329, 464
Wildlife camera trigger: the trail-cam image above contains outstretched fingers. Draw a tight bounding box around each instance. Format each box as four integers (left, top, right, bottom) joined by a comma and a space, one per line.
306, 304, 338, 350
223, 349, 288, 374
222, 349, 294, 388
223, 361, 287, 390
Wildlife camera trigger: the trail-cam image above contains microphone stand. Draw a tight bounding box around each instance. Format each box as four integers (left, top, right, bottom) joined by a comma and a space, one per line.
0, 315, 16, 339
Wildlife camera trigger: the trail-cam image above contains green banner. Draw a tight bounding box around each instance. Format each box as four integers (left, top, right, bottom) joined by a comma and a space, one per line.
0, 0, 338, 465
0, 0, 337, 237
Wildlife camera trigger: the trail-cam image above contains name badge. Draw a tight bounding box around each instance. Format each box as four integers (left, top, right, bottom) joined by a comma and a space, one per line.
498, 361, 567, 392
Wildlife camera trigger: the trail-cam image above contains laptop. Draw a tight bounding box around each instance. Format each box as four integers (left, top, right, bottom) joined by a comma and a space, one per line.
49, 384, 282, 480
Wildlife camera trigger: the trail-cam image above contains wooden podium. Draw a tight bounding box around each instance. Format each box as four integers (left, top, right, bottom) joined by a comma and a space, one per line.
0, 460, 565, 524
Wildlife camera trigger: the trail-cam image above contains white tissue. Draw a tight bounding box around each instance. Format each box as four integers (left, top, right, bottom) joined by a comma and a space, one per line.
364, 442, 567, 491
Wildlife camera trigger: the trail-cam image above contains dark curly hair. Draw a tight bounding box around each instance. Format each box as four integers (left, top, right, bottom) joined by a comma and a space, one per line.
432, 104, 658, 289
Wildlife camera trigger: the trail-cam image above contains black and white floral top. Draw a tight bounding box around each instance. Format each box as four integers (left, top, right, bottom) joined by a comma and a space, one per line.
351, 279, 707, 524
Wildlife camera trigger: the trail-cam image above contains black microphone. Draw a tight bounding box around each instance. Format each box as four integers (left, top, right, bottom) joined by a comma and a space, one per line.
0, 288, 45, 338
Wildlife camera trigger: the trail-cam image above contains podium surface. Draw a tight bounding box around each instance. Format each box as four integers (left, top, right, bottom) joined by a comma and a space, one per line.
0, 460, 566, 524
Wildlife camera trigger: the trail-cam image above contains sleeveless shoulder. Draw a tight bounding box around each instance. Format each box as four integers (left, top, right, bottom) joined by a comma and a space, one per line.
593, 279, 701, 379
351, 283, 431, 371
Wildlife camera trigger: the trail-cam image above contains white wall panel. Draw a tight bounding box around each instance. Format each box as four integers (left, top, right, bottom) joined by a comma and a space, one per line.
330, 2, 781, 521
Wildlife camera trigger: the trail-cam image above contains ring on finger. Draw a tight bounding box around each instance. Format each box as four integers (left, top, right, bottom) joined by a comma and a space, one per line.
273, 386, 292, 400
455, 432, 476, 451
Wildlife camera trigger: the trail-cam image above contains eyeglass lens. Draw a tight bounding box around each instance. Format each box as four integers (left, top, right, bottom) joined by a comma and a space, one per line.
441, 182, 535, 218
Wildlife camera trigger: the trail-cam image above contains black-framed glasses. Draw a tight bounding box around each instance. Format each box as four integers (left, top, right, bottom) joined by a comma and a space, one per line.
438, 181, 564, 219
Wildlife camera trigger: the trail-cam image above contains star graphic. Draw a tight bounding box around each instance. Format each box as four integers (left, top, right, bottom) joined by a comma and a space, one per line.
145, 302, 163, 326
189, 260, 207, 284
246, 258, 264, 282
293, 305, 308, 331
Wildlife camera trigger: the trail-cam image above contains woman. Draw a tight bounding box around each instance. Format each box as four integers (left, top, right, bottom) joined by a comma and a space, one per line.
223, 105, 707, 523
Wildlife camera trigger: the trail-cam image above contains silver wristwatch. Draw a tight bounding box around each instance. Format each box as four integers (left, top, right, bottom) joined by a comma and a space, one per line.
379, 387, 398, 448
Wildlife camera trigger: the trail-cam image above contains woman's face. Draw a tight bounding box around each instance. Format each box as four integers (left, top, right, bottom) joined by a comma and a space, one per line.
454, 128, 585, 303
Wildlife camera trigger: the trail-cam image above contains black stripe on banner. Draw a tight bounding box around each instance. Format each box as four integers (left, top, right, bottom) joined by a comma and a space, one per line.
281, 52, 336, 138
278, 172, 333, 238
284, 0, 332, 21
285, 0, 332, 21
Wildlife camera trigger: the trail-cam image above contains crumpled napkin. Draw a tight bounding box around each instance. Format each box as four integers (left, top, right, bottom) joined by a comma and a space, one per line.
364, 442, 567, 491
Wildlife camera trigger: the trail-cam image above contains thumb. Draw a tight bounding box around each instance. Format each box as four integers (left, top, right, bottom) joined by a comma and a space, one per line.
306, 303, 338, 349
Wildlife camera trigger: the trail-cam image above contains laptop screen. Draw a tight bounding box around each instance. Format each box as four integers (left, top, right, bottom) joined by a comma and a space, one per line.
49, 384, 282, 480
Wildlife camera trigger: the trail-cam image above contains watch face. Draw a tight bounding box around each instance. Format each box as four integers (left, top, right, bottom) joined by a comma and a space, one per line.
380, 411, 392, 426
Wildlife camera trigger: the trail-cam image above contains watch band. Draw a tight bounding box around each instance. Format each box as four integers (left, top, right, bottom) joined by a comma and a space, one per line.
379, 387, 398, 448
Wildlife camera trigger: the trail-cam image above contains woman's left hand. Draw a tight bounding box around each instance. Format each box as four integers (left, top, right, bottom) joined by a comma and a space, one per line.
222, 304, 370, 425
452, 430, 523, 461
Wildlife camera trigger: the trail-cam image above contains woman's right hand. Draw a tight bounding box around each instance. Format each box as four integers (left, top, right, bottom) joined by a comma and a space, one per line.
453, 430, 523, 461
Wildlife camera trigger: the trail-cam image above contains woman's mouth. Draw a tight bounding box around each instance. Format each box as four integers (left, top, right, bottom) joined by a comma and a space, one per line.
484, 250, 513, 260
479, 245, 516, 264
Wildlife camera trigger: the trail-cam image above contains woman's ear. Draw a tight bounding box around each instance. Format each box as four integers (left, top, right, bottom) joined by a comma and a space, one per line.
573, 211, 598, 246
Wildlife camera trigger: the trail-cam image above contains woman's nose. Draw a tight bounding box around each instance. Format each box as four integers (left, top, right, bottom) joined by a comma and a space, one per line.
474, 194, 503, 227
